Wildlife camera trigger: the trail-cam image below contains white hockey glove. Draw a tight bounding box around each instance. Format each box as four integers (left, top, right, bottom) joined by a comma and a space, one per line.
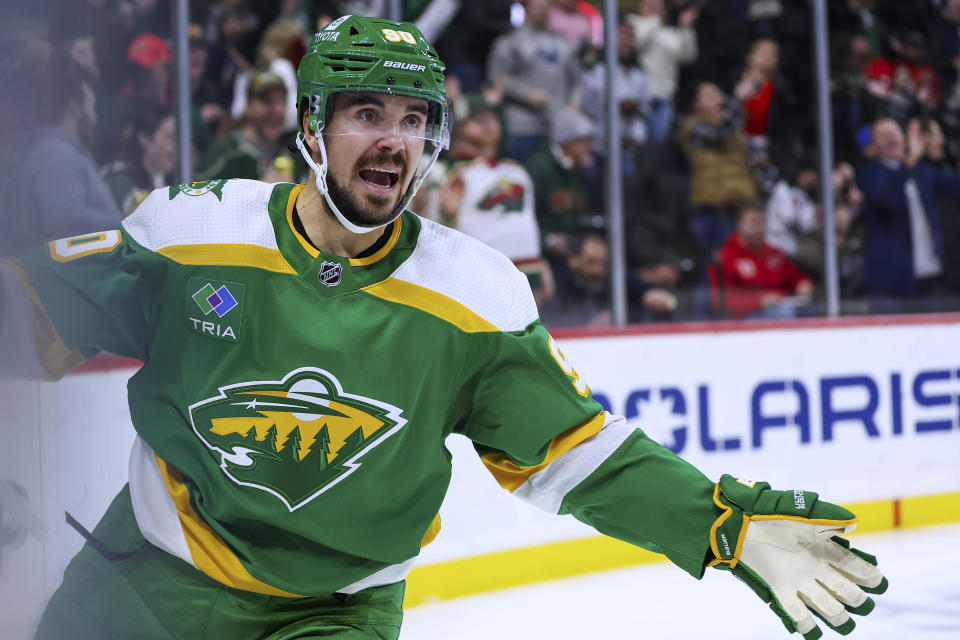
709, 475, 887, 639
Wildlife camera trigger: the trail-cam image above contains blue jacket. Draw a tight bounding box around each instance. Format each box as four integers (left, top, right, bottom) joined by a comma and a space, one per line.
857, 159, 960, 295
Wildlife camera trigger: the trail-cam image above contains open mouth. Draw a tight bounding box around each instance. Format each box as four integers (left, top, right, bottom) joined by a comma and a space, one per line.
358, 168, 400, 191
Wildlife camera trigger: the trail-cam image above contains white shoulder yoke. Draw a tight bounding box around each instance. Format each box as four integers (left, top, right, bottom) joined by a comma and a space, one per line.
122, 180, 280, 253
386, 217, 540, 333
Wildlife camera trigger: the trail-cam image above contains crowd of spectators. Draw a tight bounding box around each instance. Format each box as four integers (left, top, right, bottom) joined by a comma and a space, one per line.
4, 0, 960, 327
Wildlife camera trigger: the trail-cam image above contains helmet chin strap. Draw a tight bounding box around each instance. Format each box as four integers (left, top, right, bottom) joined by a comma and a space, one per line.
295, 132, 388, 235
295, 130, 442, 237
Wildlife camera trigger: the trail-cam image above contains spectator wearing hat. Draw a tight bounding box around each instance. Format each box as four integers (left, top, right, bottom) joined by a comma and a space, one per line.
526, 108, 603, 264
230, 34, 301, 133
440, 94, 554, 303
2, 60, 121, 257
487, 0, 582, 163
96, 33, 171, 164
101, 106, 176, 215
123, 33, 171, 105
197, 71, 298, 182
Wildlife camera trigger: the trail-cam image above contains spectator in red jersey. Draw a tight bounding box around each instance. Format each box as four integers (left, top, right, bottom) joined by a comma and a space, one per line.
710, 200, 815, 319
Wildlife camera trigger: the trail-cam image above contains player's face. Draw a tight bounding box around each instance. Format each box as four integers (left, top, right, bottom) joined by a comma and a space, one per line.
322, 93, 428, 227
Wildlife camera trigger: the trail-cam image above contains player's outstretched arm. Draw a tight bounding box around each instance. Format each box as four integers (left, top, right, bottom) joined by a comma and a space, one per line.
708, 475, 887, 639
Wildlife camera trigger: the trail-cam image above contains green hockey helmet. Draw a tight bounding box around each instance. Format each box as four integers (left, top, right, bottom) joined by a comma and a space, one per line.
294, 15, 450, 234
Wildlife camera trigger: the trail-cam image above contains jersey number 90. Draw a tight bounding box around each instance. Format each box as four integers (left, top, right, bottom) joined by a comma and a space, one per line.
549, 335, 590, 398
382, 29, 417, 44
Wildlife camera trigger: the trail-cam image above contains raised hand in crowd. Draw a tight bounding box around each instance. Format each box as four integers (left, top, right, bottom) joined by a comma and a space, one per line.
905, 118, 925, 168
677, 4, 701, 28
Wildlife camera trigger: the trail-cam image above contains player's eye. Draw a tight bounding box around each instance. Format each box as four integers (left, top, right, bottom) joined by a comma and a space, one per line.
355, 108, 379, 124
402, 115, 425, 131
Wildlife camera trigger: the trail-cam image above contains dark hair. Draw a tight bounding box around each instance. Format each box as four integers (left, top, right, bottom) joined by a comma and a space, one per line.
737, 198, 768, 219
36, 56, 88, 123
134, 104, 173, 140
571, 231, 608, 256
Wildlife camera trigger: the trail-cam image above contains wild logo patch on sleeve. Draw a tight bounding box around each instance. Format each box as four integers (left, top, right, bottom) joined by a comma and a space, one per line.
188, 368, 407, 511
187, 277, 245, 342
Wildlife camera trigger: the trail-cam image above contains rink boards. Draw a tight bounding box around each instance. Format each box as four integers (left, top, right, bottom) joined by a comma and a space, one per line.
1, 314, 959, 634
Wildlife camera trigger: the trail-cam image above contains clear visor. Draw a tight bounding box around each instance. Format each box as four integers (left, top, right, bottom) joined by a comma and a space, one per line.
299, 89, 449, 233
320, 90, 450, 149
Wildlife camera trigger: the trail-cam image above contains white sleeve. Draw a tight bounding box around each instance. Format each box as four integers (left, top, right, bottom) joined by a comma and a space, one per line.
677, 26, 698, 64
511, 412, 635, 514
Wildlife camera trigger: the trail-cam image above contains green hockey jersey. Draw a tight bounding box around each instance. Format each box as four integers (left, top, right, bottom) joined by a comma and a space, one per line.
15, 178, 719, 597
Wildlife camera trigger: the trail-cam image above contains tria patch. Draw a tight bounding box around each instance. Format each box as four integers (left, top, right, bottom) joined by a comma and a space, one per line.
168, 179, 228, 201
188, 367, 407, 510
187, 277, 245, 342
318, 261, 343, 287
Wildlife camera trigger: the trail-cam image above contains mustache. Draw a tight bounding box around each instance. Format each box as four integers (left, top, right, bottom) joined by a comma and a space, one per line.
356, 151, 406, 172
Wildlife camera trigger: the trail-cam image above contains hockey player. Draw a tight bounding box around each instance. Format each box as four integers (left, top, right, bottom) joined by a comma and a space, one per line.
0, 16, 885, 640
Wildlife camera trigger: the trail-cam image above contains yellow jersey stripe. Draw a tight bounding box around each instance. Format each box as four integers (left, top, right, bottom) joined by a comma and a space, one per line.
361, 278, 500, 333
0, 258, 85, 380
350, 219, 403, 266
284, 184, 318, 258
480, 412, 607, 492
157, 244, 297, 274
153, 454, 305, 598
421, 514, 442, 547
283, 183, 404, 267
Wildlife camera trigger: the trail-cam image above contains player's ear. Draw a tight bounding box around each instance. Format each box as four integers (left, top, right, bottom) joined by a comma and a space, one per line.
302, 113, 320, 153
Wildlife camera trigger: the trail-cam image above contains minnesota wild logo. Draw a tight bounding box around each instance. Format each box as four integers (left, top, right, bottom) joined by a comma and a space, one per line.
479, 179, 524, 213
169, 179, 228, 201
188, 368, 406, 511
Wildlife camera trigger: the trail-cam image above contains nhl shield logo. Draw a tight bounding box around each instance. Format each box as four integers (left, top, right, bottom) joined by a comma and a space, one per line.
318, 261, 343, 287
189, 367, 407, 511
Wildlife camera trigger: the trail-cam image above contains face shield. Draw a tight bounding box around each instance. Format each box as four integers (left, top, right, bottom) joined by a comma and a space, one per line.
296, 89, 450, 235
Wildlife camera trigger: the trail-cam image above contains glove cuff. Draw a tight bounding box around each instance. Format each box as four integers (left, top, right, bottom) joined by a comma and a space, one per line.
708, 474, 858, 569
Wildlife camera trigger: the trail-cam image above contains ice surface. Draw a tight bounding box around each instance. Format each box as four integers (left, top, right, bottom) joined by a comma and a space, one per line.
403, 523, 960, 639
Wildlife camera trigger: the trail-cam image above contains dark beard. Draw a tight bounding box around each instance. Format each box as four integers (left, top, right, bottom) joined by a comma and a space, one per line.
325, 151, 407, 228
